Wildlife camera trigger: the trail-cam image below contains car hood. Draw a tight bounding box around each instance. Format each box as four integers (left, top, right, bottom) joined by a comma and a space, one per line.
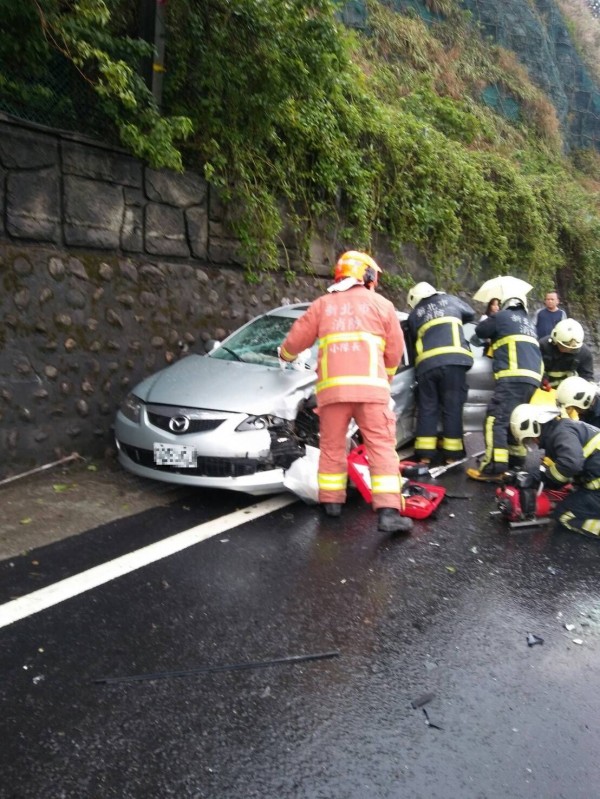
132, 355, 316, 418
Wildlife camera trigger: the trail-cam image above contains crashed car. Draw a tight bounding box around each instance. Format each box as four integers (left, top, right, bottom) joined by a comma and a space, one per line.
114, 303, 493, 496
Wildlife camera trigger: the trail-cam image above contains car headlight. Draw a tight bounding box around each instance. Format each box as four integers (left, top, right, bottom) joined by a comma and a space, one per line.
119, 393, 143, 423
236, 415, 287, 432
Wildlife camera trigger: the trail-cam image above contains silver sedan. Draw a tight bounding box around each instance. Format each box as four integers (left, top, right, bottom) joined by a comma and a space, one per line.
114, 304, 493, 495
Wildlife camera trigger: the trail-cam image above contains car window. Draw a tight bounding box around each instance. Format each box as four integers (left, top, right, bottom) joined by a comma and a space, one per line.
209, 315, 299, 365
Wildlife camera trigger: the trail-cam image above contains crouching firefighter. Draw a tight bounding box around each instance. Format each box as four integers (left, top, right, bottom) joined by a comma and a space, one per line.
467, 291, 543, 482
510, 403, 600, 537
279, 251, 413, 535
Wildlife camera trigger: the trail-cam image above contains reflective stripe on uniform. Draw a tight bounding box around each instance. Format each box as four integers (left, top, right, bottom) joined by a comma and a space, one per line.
548, 462, 570, 484
493, 448, 509, 464
558, 510, 600, 536
318, 331, 386, 394
547, 369, 575, 381
582, 432, 600, 488
491, 334, 543, 380
415, 436, 438, 452
415, 317, 473, 366
442, 437, 463, 452
316, 375, 391, 392
279, 345, 296, 361
318, 472, 347, 491
371, 474, 401, 494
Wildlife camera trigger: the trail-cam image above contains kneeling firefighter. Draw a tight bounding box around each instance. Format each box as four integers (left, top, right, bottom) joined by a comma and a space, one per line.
556, 375, 600, 427
510, 403, 600, 537
279, 251, 413, 534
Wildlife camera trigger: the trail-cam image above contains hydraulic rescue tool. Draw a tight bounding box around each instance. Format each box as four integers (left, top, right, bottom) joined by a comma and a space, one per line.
493, 470, 571, 529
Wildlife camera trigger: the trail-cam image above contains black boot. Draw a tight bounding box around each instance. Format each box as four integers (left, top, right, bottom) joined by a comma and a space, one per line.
377, 508, 413, 534
322, 503, 343, 517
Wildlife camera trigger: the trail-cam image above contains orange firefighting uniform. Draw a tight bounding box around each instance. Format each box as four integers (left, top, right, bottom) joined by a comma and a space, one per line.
280, 285, 405, 510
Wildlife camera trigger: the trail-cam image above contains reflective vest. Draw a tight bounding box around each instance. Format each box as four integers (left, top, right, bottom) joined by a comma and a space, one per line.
476, 307, 542, 385
540, 418, 600, 489
280, 286, 404, 407
407, 293, 475, 374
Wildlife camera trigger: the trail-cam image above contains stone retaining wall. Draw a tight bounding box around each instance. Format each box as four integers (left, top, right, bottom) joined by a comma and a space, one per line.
0, 116, 343, 477
0, 242, 330, 478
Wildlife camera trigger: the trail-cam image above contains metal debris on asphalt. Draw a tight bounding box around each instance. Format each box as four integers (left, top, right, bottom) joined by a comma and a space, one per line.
411, 691, 435, 709
94, 650, 341, 684
527, 633, 544, 647
422, 708, 443, 730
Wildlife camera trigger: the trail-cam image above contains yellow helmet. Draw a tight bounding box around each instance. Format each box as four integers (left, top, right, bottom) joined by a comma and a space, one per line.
334, 251, 381, 286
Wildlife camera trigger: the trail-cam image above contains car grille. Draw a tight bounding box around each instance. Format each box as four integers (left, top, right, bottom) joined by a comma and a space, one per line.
147, 412, 223, 435
119, 443, 265, 477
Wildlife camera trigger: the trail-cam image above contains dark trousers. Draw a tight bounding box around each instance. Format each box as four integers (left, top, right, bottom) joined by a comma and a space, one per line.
415, 365, 469, 460
481, 381, 537, 469
554, 488, 600, 537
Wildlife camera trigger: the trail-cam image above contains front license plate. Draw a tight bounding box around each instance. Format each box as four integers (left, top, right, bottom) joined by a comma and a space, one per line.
154, 443, 197, 468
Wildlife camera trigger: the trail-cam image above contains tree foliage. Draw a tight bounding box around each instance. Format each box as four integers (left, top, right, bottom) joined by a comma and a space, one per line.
2, 0, 600, 306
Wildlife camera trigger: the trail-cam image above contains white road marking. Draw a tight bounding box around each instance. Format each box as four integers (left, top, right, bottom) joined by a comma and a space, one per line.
0, 494, 297, 630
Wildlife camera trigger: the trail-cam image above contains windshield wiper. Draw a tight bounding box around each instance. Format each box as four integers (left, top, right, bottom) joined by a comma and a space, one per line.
214, 346, 243, 362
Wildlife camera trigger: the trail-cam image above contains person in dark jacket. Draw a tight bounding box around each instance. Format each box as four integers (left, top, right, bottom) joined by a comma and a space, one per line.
510, 403, 600, 537
406, 281, 475, 464
467, 292, 543, 481
539, 318, 594, 389
533, 290, 566, 339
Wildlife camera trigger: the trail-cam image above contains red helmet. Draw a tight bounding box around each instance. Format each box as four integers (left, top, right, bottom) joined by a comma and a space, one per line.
334, 251, 382, 286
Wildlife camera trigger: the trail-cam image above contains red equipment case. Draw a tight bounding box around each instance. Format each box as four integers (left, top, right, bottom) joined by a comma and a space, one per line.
347, 445, 446, 519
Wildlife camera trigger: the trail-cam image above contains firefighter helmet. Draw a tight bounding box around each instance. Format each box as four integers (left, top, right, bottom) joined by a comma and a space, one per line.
510, 404, 560, 443
501, 295, 528, 311
334, 251, 381, 286
556, 375, 596, 410
551, 318, 584, 350
407, 282, 438, 309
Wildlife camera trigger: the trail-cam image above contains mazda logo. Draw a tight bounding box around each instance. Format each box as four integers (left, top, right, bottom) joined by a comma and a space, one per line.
169, 415, 190, 433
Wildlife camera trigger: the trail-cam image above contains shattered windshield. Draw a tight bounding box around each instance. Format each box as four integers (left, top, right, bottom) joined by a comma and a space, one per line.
209, 314, 308, 365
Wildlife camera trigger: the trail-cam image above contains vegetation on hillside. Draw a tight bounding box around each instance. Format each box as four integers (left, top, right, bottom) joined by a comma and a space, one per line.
1, 0, 600, 312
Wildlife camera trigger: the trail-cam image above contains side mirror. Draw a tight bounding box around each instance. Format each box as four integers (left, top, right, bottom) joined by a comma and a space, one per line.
204, 339, 220, 353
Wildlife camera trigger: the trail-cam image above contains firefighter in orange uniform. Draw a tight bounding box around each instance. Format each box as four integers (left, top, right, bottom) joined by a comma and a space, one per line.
279, 251, 413, 534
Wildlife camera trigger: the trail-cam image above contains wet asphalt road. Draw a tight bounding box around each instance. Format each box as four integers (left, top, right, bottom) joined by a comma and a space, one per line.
1, 469, 600, 799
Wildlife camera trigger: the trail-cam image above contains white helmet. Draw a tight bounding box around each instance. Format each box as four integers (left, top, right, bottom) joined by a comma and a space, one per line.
501, 295, 528, 311
407, 282, 438, 309
551, 318, 584, 350
556, 375, 596, 410
510, 404, 560, 443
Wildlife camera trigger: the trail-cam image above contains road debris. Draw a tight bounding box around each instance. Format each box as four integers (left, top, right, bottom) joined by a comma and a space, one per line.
0, 452, 83, 487
94, 650, 340, 685
527, 633, 544, 647
411, 692, 435, 709
422, 708, 443, 730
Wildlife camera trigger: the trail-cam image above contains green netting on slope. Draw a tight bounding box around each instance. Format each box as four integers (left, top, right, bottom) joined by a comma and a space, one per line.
0, 53, 117, 140
480, 85, 520, 121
